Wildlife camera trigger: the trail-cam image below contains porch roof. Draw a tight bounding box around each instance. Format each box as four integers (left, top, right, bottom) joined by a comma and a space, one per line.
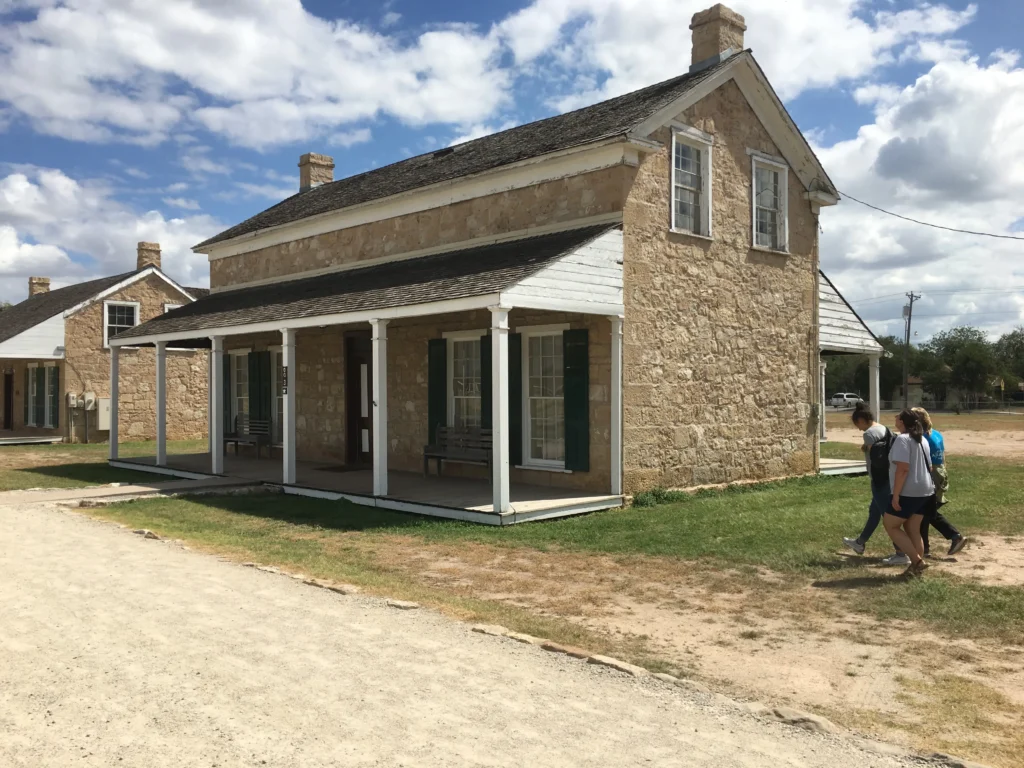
112, 223, 618, 346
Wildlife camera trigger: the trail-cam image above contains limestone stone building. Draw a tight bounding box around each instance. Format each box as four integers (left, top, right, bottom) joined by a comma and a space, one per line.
109, 4, 840, 523
0, 243, 208, 444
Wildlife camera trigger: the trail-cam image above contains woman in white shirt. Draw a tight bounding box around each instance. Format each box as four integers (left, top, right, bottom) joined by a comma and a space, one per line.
882, 408, 935, 577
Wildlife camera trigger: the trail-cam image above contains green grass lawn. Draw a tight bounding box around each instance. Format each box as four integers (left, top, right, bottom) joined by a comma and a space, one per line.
90, 455, 1024, 641
0, 440, 206, 491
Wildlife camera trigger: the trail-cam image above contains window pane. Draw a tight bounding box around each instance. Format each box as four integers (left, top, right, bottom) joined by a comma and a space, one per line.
673, 140, 704, 234
451, 338, 482, 429
526, 333, 565, 463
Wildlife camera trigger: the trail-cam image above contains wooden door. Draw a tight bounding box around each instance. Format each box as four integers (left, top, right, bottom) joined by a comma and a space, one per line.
345, 332, 373, 466
2, 372, 12, 430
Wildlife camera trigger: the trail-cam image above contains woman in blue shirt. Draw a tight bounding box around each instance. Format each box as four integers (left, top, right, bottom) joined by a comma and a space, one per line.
912, 408, 968, 556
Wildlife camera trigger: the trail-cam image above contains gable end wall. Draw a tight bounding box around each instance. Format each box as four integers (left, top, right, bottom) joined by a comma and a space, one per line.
621, 79, 819, 492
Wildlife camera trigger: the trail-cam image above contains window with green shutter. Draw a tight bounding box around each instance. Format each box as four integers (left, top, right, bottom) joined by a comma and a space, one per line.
23, 367, 30, 426
48, 366, 59, 429
34, 366, 45, 428
427, 339, 447, 444
563, 329, 590, 472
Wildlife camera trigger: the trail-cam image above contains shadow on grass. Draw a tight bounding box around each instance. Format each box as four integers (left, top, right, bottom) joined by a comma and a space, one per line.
1, 462, 161, 490
811, 573, 903, 590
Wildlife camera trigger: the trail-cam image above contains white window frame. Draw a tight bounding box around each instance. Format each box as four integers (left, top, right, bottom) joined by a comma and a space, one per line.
164, 303, 182, 313
517, 323, 570, 470
670, 123, 713, 239
43, 362, 57, 428
103, 300, 140, 349
227, 348, 251, 427
749, 150, 789, 253
26, 363, 38, 427
443, 329, 485, 431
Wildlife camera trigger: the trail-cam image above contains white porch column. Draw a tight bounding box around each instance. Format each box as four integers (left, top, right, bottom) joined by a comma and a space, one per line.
610, 315, 623, 496
371, 319, 389, 496
819, 360, 828, 441
109, 346, 119, 460
155, 341, 167, 466
490, 307, 510, 514
281, 328, 297, 485
869, 354, 881, 421
210, 335, 224, 474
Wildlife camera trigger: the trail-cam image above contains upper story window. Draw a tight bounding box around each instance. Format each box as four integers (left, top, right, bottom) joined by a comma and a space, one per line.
164, 303, 182, 313
750, 153, 789, 252
671, 125, 713, 237
103, 301, 139, 348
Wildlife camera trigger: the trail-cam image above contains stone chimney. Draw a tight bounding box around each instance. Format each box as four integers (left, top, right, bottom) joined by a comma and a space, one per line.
137, 241, 161, 270
690, 4, 746, 70
298, 152, 335, 191
28, 276, 50, 296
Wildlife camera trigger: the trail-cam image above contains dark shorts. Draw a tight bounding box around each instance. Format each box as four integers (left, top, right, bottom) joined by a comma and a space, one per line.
887, 495, 930, 520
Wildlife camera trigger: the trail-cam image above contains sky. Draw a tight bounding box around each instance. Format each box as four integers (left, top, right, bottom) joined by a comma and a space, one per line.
1, 0, 1022, 342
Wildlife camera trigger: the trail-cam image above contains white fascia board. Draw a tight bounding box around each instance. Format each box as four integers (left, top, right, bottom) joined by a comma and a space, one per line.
499, 294, 625, 316
63, 268, 197, 319
200, 141, 633, 261
628, 52, 837, 202
210, 212, 624, 294
109, 293, 503, 347
820, 341, 884, 355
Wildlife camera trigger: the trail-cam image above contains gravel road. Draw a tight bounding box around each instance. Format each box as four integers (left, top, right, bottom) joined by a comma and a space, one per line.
0, 502, 917, 768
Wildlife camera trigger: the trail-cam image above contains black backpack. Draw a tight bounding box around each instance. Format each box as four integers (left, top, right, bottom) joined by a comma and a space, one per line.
868, 428, 894, 481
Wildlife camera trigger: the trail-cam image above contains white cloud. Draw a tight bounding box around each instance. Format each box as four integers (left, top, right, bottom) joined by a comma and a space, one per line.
123, 166, 149, 179
448, 120, 519, 146
0, 166, 218, 302
381, 11, 401, 28
180, 146, 231, 176
235, 181, 295, 201
162, 196, 200, 210
0, 0, 509, 149
165, 181, 188, 192
817, 51, 1024, 340
329, 127, 372, 148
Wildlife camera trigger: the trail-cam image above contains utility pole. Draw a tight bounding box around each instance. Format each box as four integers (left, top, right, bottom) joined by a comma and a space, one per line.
902, 292, 920, 408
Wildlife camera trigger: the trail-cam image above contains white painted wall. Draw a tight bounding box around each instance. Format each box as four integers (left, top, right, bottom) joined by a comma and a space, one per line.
0, 313, 65, 359
503, 229, 623, 309
818, 272, 883, 355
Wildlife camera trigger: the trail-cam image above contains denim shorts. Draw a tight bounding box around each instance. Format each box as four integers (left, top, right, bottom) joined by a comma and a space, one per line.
888, 494, 930, 520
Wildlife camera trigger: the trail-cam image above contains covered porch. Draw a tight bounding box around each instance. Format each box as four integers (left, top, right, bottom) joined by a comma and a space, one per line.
112, 452, 619, 524
107, 223, 626, 524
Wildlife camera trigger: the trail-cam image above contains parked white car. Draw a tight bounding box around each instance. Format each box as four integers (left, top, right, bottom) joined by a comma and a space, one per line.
830, 392, 863, 408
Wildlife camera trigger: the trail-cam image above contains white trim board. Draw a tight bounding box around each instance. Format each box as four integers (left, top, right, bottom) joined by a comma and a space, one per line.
209, 213, 623, 294
201, 143, 643, 261
64, 268, 196, 319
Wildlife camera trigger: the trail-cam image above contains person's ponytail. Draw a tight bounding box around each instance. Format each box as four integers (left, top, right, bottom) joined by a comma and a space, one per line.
897, 408, 924, 442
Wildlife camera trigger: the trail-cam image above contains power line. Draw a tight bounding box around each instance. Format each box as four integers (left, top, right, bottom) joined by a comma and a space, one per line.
840, 190, 1024, 241
849, 287, 1024, 306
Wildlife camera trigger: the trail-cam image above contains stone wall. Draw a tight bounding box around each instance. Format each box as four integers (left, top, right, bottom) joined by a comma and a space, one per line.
621, 79, 819, 493
222, 311, 613, 492
209, 165, 634, 288
64, 273, 208, 443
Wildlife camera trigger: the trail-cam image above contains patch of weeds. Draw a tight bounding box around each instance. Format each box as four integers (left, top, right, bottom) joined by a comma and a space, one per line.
738, 629, 763, 640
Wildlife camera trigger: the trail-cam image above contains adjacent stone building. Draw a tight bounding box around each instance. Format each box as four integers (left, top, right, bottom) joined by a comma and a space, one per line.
109, 4, 840, 523
0, 244, 208, 443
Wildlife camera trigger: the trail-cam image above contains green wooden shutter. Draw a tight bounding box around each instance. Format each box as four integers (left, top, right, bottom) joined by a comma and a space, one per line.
563, 329, 589, 472
223, 354, 232, 434
248, 351, 272, 422
34, 367, 45, 428
49, 367, 59, 429
479, 334, 491, 430
508, 333, 522, 466
427, 339, 447, 443
23, 367, 29, 425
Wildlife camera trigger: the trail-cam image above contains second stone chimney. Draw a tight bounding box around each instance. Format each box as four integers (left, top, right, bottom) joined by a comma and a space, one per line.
690, 4, 746, 71
28, 276, 50, 296
137, 241, 161, 270
299, 152, 335, 191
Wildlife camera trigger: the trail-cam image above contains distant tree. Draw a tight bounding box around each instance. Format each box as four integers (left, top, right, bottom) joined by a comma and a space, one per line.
950, 341, 996, 408
923, 326, 990, 361
995, 326, 1024, 381
0, 301, 12, 311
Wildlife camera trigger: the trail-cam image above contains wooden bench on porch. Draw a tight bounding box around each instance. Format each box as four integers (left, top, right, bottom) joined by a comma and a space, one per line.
423, 427, 493, 476
225, 414, 272, 459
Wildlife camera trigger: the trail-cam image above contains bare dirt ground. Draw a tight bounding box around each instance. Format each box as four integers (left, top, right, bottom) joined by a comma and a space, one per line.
0, 502, 921, 768
363, 535, 1024, 765
827, 426, 1024, 459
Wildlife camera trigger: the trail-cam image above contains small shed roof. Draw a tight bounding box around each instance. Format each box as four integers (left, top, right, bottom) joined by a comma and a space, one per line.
819, 271, 884, 356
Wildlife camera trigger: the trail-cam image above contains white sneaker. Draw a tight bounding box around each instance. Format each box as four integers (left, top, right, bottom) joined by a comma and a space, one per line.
843, 537, 865, 555
881, 553, 911, 566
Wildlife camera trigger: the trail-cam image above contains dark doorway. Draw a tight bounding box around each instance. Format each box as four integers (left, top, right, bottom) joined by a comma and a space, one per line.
2, 372, 13, 430
344, 332, 373, 467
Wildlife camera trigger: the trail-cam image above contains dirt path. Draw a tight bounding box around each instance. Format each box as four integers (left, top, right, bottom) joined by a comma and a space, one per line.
0, 503, 917, 768
826, 426, 1024, 458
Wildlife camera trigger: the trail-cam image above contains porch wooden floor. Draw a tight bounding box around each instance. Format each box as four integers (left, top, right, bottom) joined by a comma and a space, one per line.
112, 453, 622, 525
819, 458, 866, 476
